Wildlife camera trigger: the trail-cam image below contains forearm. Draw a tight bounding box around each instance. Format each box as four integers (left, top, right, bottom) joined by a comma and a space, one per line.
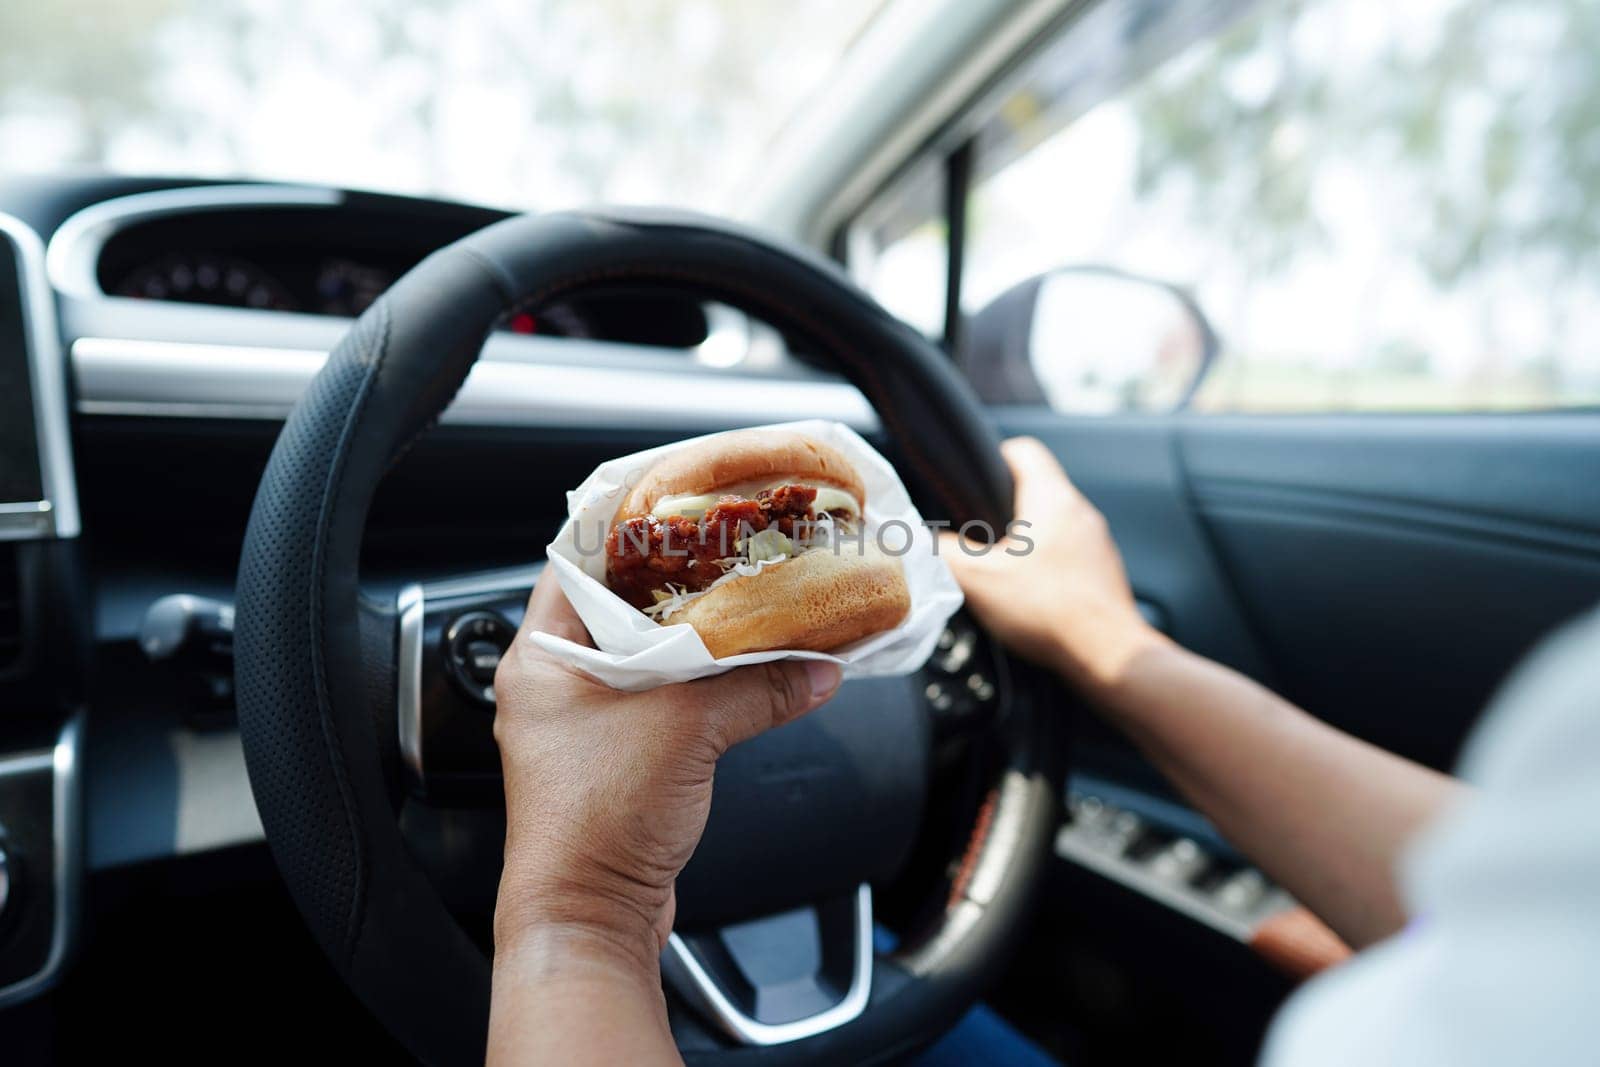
488, 922, 680, 1067
1079, 633, 1463, 948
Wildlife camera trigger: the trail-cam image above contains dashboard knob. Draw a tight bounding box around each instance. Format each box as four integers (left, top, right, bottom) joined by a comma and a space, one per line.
139, 594, 234, 661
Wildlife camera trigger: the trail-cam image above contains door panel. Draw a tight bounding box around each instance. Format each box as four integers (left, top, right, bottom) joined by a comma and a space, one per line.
1180, 415, 1600, 548
1180, 413, 1600, 769
994, 408, 1600, 770
988, 406, 1600, 1058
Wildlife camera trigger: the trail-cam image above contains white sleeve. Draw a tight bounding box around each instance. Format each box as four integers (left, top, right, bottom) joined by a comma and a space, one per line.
1259, 606, 1600, 1067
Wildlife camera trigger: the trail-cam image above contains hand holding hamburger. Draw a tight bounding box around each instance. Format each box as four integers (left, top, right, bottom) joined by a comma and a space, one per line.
603, 429, 911, 658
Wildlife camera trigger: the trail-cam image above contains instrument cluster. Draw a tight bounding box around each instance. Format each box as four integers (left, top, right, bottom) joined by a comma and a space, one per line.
94, 197, 711, 347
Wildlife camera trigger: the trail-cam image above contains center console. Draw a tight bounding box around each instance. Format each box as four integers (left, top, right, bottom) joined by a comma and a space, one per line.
0, 212, 85, 1009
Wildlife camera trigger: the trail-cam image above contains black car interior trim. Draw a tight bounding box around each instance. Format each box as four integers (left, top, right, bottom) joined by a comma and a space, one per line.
1191, 480, 1600, 560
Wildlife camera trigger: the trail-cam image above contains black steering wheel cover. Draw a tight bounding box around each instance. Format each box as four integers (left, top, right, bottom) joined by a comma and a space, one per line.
235, 209, 1040, 1065
236, 289, 505, 1060
466, 210, 1012, 525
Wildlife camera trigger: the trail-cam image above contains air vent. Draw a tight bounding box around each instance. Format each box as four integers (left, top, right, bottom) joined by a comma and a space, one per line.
0, 544, 21, 671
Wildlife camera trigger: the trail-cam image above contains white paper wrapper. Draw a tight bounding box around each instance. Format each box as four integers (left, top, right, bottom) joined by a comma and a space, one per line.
535, 419, 964, 691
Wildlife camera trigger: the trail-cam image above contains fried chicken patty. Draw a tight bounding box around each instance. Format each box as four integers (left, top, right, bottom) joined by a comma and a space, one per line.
604, 485, 820, 608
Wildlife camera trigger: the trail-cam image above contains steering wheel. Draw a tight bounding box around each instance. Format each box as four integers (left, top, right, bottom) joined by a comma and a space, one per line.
234, 210, 1064, 1065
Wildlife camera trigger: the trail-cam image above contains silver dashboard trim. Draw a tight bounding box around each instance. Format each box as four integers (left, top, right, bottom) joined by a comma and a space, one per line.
0, 750, 53, 777
398, 567, 542, 792
1054, 823, 1252, 939
44, 183, 345, 300
1053, 793, 1296, 941
0, 212, 81, 541
0, 714, 84, 1008
895, 897, 983, 978
45, 180, 789, 374
421, 564, 542, 603
960, 769, 1035, 907
71, 336, 878, 431
664, 883, 874, 1047
396, 583, 426, 787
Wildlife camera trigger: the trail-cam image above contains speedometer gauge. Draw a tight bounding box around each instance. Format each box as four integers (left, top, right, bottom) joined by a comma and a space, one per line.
314, 258, 392, 317
114, 253, 299, 312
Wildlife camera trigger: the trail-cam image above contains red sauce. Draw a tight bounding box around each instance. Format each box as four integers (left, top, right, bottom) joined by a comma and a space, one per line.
605, 484, 822, 608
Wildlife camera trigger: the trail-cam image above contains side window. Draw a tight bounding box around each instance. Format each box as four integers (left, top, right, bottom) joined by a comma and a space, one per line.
844, 154, 948, 340
848, 0, 1600, 414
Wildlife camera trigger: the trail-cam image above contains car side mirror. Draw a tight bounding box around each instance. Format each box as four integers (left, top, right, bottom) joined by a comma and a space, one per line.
961, 266, 1218, 412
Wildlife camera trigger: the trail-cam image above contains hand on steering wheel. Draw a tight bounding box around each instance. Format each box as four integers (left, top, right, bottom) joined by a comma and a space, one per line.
940, 437, 1161, 692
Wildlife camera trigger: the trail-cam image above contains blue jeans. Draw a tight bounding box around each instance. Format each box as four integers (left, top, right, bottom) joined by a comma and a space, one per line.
913, 1004, 1060, 1067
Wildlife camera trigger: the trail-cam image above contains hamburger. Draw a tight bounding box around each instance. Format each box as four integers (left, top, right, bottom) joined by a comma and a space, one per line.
603, 430, 911, 658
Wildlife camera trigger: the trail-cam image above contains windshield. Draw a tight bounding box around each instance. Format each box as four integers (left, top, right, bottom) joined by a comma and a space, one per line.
0, 0, 880, 212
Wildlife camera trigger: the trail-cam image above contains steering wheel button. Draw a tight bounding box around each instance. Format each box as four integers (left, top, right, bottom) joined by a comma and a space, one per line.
933, 636, 974, 674
443, 611, 515, 706
464, 641, 502, 681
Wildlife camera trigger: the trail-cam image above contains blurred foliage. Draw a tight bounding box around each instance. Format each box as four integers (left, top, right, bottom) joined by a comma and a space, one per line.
1131, 0, 1600, 286
0, 0, 179, 155
0, 0, 875, 208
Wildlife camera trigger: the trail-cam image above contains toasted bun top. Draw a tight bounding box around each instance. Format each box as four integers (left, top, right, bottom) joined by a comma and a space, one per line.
616, 430, 866, 523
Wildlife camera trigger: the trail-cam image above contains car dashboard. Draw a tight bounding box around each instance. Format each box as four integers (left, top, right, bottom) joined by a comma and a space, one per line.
0, 176, 879, 1016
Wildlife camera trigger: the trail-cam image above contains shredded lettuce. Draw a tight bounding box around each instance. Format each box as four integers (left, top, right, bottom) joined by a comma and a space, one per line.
642, 556, 790, 621
642, 503, 872, 623
644, 518, 848, 621
738, 527, 793, 564
805, 509, 858, 546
